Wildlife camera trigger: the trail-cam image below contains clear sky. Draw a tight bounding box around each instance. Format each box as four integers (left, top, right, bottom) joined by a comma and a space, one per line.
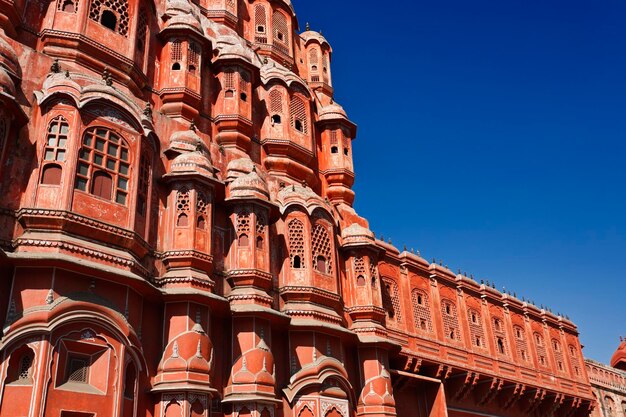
294, 0, 626, 363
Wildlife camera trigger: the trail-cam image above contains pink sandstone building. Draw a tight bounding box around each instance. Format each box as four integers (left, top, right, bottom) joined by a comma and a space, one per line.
0, 0, 611, 416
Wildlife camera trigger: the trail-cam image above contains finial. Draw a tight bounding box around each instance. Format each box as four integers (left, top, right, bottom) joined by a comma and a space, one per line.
491, 282, 495, 289
403, 244, 407, 251
417, 250, 421, 256
481, 279, 484, 284
301, 180, 307, 188
305, 22, 310, 31
89, 280, 96, 292
438, 260, 442, 266
292, 185, 296, 192
252, 164, 257, 173
46, 289, 54, 305
319, 29, 323, 35
410, 248, 415, 254
387, 238, 392, 244
143, 102, 153, 118
65, 70, 70, 78
50, 59, 61, 73
513, 292, 517, 298
190, 120, 196, 131
102, 67, 113, 86
279, 181, 286, 189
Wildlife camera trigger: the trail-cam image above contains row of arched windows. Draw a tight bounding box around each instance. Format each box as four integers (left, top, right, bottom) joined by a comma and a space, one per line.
268, 87, 309, 135
253, 3, 291, 55
287, 218, 333, 274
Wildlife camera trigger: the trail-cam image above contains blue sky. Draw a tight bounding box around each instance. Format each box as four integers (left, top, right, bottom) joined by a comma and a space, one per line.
294, 1, 626, 363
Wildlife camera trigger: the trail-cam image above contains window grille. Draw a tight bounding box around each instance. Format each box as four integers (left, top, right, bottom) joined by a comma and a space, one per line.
67, 357, 89, 383
88, 0, 129, 36
176, 188, 190, 227
76, 127, 130, 205
288, 219, 306, 269
272, 11, 289, 47
269, 89, 283, 114
311, 223, 332, 274
137, 154, 150, 216
290, 96, 307, 134
136, 7, 148, 51
254, 4, 266, 33
468, 309, 486, 348
411, 289, 433, 333
514, 325, 530, 363
441, 299, 459, 341
492, 317, 508, 357
44, 116, 69, 162
382, 279, 401, 322
171, 39, 183, 63
18, 354, 33, 380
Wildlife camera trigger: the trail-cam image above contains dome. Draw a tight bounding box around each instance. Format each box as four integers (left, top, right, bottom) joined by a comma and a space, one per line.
0, 30, 19, 79
158, 330, 214, 375
163, 0, 202, 33
300, 30, 331, 49
611, 340, 626, 371
228, 166, 269, 200
229, 339, 275, 386
319, 101, 348, 121
226, 157, 255, 181
168, 127, 203, 153
170, 150, 215, 177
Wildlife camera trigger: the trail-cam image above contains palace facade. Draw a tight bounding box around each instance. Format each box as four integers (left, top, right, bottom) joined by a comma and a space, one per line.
0, 0, 599, 416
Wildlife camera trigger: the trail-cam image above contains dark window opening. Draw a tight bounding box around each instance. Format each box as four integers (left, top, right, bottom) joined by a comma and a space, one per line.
476, 337, 481, 347
188, 65, 196, 74
41, 164, 62, 185
172, 62, 181, 71
420, 320, 426, 330
294, 119, 303, 132
558, 361, 563, 371
445, 304, 451, 315
100, 10, 117, 31
277, 32, 284, 41
124, 363, 136, 399
256, 236, 264, 250
417, 295, 422, 305
91, 171, 113, 200
311, 65, 318, 71
257, 25, 265, 33
344, 148, 349, 156
240, 92, 247, 102
177, 213, 188, 227
293, 255, 301, 269
330, 146, 338, 154
62, 0, 75, 12
197, 216, 206, 229
271, 114, 281, 124
449, 330, 455, 339
497, 337, 505, 354
225, 89, 234, 98
471, 313, 477, 323
238, 234, 249, 247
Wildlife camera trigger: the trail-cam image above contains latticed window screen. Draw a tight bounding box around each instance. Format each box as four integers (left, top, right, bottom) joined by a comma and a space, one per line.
311, 223, 333, 274
137, 154, 150, 216
44, 116, 69, 162
18, 354, 33, 380
552, 339, 565, 372
67, 357, 89, 383
322, 54, 329, 81
224, 69, 236, 90
309, 48, 319, 69
535, 333, 548, 367
176, 188, 190, 226
196, 191, 209, 229
381, 279, 401, 322
468, 309, 486, 348
88, 0, 129, 36
354, 257, 366, 286
288, 219, 306, 268
76, 128, 130, 205
369, 258, 378, 288
136, 7, 148, 51
269, 90, 283, 114
514, 325, 530, 363
441, 300, 459, 341
330, 131, 338, 146
254, 4, 266, 32
272, 11, 289, 47
239, 70, 250, 95
492, 317, 508, 356
290, 96, 308, 133
188, 42, 201, 71
236, 211, 251, 245
411, 289, 432, 333
171, 39, 183, 63
255, 211, 266, 236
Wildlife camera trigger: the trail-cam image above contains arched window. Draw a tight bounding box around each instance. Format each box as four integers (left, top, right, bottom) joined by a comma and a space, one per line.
255, 211, 266, 250
136, 154, 150, 216
42, 115, 69, 175
89, 0, 129, 36
236, 211, 251, 247
176, 188, 190, 227
76, 127, 130, 204
123, 362, 136, 398
171, 39, 182, 70
288, 218, 306, 269
188, 42, 201, 74
354, 257, 366, 286
41, 164, 63, 185
534, 332, 548, 367
254, 4, 267, 34
309, 48, 319, 71
492, 316, 508, 356
191, 399, 205, 417
57, 0, 76, 13
290, 96, 308, 134
312, 223, 333, 274
513, 325, 529, 362
411, 289, 433, 333
269, 89, 283, 124
6, 346, 35, 384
